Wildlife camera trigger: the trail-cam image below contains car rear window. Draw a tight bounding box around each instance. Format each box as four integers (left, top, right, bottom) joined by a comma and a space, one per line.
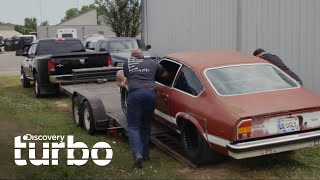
37, 40, 85, 55
205, 64, 299, 96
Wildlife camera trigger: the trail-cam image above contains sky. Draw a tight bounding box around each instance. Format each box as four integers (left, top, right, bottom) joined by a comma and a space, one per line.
0, 0, 95, 25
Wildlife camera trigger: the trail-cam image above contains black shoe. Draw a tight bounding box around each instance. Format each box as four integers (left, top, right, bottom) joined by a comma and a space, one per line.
143, 156, 150, 161
134, 153, 143, 169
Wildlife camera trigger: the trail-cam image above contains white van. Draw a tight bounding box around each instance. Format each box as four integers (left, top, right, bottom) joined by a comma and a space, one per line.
56, 29, 77, 38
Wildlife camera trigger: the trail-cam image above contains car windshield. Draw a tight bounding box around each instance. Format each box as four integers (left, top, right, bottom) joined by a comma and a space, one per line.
109, 39, 139, 52
205, 64, 299, 96
37, 40, 85, 55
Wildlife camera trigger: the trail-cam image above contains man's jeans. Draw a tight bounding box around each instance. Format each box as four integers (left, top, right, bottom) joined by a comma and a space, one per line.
127, 88, 156, 159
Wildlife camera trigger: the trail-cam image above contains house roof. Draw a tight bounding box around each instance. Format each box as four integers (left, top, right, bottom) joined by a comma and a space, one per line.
0, 30, 23, 39
57, 9, 97, 26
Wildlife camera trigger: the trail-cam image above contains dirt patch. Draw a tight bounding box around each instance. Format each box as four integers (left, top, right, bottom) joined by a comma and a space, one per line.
53, 99, 71, 113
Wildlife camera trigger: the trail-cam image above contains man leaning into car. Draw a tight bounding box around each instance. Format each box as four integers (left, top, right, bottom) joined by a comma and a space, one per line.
123, 49, 169, 169
253, 48, 303, 85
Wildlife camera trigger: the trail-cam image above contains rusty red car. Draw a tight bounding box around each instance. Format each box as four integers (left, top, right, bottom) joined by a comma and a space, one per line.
116, 50, 320, 164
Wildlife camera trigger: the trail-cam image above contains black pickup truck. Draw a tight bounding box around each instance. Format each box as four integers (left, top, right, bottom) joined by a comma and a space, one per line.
21, 38, 111, 98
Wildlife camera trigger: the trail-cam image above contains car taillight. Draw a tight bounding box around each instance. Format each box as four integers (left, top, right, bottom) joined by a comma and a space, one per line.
48, 58, 55, 72
237, 119, 252, 140
107, 56, 112, 67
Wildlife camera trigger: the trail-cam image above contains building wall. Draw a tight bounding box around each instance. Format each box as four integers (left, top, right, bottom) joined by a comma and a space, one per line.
143, 0, 238, 56
59, 10, 97, 26
37, 25, 115, 41
143, 0, 320, 95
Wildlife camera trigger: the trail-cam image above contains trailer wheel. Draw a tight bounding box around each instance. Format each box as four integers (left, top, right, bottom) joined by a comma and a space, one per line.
72, 97, 82, 127
180, 121, 213, 165
82, 101, 96, 135
21, 69, 30, 88
120, 88, 128, 116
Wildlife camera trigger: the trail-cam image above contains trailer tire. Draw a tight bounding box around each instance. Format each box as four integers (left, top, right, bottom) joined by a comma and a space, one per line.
180, 121, 212, 165
72, 97, 82, 127
120, 88, 128, 116
21, 70, 30, 88
82, 101, 96, 135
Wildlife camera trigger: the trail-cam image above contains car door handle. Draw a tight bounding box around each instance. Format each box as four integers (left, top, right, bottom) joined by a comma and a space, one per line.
161, 93, 169, 98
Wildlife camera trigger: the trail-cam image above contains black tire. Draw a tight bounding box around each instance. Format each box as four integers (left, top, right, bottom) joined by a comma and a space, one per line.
120, 88, 128, 116
21, 70, 30, 88
82, 101, 96, 135
72, 97, 82, 127
34, 73, 42, 98
180, 121, 214, 165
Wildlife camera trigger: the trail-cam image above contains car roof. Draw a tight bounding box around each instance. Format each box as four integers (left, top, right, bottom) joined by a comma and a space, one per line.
164, 50, 266, 71
100, 37, 136, 41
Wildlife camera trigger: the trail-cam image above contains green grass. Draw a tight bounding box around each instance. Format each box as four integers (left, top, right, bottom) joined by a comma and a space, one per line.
1, 76, 320, 179
0, 76, 181, 179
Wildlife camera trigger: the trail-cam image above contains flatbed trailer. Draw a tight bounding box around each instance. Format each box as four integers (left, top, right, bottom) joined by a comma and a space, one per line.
59, 67, 198, 168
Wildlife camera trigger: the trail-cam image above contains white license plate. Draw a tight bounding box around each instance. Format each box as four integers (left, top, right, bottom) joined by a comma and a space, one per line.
277, 117, 300, 134
117, 63, 124, 67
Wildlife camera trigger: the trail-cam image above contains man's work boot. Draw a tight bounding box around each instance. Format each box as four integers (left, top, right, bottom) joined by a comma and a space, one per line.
133, 153, 143, 169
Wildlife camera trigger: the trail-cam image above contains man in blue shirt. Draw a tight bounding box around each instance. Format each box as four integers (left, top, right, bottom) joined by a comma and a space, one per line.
123, 49, 168, 169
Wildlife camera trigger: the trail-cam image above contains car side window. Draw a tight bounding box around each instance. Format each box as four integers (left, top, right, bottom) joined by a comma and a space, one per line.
156, 59, 181, 87
100, 41, 107, 51
174, 66, 203, 96
28, 44, 36, 55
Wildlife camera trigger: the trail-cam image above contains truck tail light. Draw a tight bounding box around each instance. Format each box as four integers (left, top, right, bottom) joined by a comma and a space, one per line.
48, 58, 56, 72
107, 56, 112, 67
237, 119, 252, 140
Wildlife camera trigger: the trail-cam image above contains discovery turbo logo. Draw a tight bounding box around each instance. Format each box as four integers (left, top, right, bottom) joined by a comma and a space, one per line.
14, 134, 113, 166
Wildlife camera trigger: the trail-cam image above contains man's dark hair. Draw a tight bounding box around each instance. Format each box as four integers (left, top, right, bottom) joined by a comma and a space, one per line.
253, 48, 266, 56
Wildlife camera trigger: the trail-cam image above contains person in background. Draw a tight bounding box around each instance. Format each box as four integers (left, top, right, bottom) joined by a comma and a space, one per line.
123, 49, 169, 169
253, 48, 303, 85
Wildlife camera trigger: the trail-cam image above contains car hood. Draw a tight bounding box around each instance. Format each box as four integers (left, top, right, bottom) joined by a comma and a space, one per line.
218, 88, 320, 118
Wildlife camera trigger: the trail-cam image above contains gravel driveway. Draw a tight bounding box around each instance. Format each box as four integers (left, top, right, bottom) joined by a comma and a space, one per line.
0, 53, 22, 77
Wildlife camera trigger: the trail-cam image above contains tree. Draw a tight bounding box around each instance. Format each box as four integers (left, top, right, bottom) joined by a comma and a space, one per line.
40, 20, 49, 26
23, 17, 37, 34
80, 4, 96, 14
95, 0, 141, 37
61, 8, 79, 22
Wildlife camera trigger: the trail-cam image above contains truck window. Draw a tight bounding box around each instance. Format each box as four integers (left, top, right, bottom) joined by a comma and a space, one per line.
37, 40, 85, 55
62, 34, 73, 38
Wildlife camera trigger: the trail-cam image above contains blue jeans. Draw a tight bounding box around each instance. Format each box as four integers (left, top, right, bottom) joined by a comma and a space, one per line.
127, 88, 156, 159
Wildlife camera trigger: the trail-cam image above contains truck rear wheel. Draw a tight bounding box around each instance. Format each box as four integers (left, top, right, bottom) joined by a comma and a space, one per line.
82, 101, 96, 135
120, 88, 128, 116
72, 97, 82, 127
34, 73, 43, 98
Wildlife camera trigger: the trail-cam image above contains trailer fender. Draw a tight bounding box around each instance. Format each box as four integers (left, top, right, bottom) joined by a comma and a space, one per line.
81, 95, 110, 130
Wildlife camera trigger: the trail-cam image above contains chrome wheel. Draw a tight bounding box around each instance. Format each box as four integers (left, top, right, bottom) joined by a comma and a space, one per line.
35, 78, 38, 95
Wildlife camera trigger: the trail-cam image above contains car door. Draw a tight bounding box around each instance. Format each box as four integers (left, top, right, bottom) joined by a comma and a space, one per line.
170, 65, 205, 125
154, 59, 182, 126
23, 43, 36, 77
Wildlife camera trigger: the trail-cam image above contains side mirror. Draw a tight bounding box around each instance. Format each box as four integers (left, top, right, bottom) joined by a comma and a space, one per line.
100, 48, 106, 52
29, 53, 35, 58
16, 50, 23, 56
146, 45, 152, 50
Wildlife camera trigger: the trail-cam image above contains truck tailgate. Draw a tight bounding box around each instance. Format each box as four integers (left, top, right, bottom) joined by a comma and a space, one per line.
51, 52, 108, 75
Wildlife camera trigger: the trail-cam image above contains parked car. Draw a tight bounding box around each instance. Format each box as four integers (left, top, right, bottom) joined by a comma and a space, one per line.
83, 35, 104, 50
95, 37, 158, 67
20, 38, 111, 98
116, 50, 320, 164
